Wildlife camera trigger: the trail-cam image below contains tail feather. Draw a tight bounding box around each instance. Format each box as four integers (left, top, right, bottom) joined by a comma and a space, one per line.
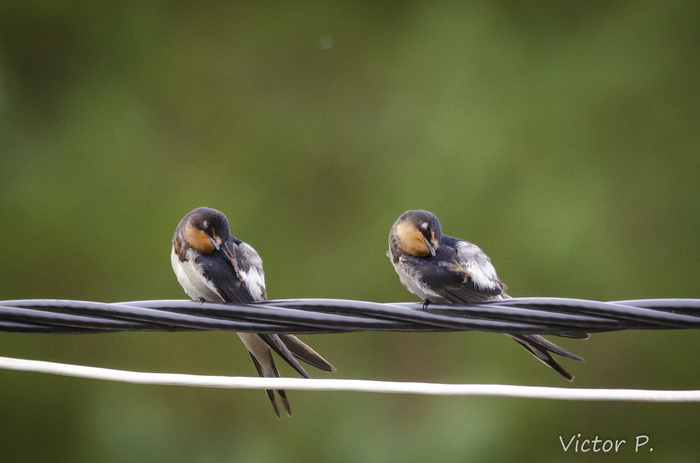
239, 332, 335, 417
517, 334, 585, 362
499, 293, 586, 381
506, 334, 583, 382
263, 389, 281, 419
278, 334, 336, 372
554, 332, 591, 340
276, 389, 292, 417
248, 353, 290, 418
258, 334, 311, 379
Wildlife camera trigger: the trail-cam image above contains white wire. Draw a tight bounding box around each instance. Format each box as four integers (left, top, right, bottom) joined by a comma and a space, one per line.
1, 356, 698, 402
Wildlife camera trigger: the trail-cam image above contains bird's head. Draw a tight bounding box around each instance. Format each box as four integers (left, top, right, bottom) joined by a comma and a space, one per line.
174, 207, 231, 255
390, 209, 442, 257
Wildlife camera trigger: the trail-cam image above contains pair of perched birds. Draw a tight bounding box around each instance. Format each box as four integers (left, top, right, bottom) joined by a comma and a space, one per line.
171, 207, 584, 418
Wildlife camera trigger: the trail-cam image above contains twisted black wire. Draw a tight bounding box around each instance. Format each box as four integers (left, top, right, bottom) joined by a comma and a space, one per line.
0, 297, 699, 336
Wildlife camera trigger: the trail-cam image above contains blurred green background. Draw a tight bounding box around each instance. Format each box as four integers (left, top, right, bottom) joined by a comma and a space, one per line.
1, 0, 699, 461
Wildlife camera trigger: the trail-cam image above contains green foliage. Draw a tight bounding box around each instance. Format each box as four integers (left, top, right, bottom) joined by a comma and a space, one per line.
1, 1, 699, 461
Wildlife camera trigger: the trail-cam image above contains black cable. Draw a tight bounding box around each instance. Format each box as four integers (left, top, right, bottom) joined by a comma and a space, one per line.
0, 297, 699, 335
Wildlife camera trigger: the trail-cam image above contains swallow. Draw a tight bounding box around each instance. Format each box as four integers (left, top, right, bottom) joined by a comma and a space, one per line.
387, 209, 585, 381
171, 207, 335, 418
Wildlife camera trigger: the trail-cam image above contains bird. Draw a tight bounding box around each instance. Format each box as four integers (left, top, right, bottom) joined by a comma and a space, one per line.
387, 209, 585, 381
171, 207, 335, 418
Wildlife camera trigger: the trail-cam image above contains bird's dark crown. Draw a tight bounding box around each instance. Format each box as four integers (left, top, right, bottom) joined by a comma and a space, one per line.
391, 209, 442, 257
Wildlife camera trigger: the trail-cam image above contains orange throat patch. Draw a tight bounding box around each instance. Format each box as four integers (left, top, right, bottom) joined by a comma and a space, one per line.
396, 222, 431, 257
184, 225, 216, 254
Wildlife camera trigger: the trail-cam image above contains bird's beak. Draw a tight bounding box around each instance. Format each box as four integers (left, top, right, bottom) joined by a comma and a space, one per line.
209, 236, 220, 251
426, 239, 436, 257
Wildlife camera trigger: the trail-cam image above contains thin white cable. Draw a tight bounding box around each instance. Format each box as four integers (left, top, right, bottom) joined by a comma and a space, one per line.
1, 356, 698, 402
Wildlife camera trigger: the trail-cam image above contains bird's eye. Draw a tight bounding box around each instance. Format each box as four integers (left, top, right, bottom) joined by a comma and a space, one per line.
420, 222, 429, 231
203, 220, 209, 229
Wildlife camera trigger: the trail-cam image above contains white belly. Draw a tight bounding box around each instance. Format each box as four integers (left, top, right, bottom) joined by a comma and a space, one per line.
170, 247, 223, 302
394, 260, 445, 303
